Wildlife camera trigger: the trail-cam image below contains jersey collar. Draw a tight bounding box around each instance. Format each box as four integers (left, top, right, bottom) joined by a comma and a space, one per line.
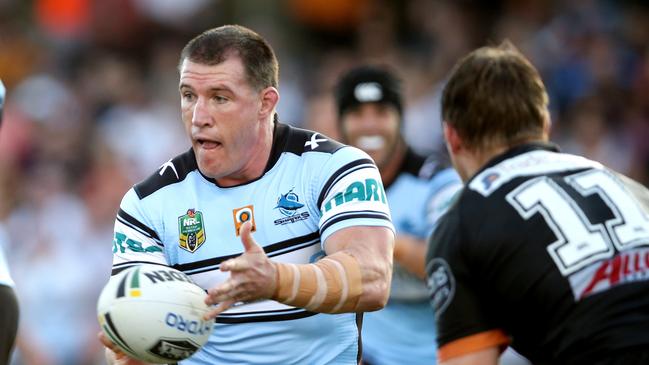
194, 117, 289, 188
469, 141, 560, 184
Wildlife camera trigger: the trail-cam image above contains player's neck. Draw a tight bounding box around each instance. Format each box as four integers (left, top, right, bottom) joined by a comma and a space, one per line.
215, 120, 274, 187
378, 139, 406, 186
460, 145, 510, 182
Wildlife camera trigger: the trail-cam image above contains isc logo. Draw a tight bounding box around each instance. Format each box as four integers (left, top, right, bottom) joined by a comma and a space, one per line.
165, 313, 212, 336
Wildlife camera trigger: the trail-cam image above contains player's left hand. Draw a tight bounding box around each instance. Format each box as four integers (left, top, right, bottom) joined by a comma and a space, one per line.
203, 221, 277, 320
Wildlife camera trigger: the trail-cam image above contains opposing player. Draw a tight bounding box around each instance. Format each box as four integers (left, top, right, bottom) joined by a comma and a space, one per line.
334, 65, 461, 365
101, 25, 395, 365
0, 80, 19, 365
427, 42, 649, 364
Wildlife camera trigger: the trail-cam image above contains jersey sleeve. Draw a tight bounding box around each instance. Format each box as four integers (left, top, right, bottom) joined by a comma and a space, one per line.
111, 188, 167, 275
315, 146, 395, 246
426, 201, 510, 362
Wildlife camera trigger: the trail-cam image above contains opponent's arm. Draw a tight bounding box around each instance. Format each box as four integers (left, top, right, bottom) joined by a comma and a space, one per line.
0, 285, 18, 365
440, 347, 499, 365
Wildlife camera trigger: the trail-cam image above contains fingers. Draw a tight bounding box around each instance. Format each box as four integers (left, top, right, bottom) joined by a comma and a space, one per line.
206, 279, 236, 305
239, 221, 258, 253
98, 331, 120, 353
203, 299, 235, 320
220, 257, 251, 272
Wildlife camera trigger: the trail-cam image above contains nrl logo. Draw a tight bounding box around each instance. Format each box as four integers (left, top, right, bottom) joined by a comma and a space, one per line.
178, 209, 206, 253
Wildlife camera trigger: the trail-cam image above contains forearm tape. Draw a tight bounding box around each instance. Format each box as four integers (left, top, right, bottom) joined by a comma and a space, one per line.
273, 251, 363, 313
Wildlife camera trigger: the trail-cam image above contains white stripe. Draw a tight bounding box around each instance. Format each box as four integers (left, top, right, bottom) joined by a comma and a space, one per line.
306, 265, 327, 310
470, 150, 603, 197
287, 264, 301, 303
324, 258, 349, 312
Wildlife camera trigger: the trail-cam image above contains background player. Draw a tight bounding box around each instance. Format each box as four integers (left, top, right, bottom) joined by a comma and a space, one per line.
427, 42, 649, 364
334, 65, 461, 365
101, 25, 395, 365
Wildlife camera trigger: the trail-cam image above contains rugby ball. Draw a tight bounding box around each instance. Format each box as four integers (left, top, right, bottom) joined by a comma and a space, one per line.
97, 264, 214, 364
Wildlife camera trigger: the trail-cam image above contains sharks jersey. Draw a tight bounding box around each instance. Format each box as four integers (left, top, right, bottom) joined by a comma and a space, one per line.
362, 149, 461, 365
111, 122, 394, 365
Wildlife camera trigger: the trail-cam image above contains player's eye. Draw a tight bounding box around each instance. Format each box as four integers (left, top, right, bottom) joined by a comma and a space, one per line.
213, 95, 228, 103
182, 92, 195, 102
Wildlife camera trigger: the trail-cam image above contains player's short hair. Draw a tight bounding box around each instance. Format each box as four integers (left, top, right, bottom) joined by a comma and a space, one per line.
442, 41, 549, 150
179, 25, 279, 91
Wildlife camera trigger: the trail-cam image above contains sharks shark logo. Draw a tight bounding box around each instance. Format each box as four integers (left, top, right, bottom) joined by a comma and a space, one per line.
274, 188, 310, 225
275, 188, 304, 217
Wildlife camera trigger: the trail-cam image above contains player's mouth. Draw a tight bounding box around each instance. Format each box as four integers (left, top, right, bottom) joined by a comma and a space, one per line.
356, 135, 385, 151
196, 138, 222, 150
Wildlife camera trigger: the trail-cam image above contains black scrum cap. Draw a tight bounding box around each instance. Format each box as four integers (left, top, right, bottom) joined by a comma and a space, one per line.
335, 65, 403, 118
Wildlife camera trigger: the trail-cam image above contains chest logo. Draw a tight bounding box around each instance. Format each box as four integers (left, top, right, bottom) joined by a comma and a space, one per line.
274, 189, 310, 225
233, 205, 256, 236
178, 209, 206, 253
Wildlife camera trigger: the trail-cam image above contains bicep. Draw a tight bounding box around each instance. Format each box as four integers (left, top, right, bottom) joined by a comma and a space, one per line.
324, 225, 394, 257
323, 225, 394, 310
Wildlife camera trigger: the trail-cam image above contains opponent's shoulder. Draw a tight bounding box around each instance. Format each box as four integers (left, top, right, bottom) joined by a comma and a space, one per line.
134, 149, 198, 200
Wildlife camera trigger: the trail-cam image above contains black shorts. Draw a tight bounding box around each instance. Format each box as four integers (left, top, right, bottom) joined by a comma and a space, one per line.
0, 285, 18, 365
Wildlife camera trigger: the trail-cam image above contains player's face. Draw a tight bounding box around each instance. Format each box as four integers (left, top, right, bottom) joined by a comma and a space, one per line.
179, 57, 265, 182
342, 103, 400, 168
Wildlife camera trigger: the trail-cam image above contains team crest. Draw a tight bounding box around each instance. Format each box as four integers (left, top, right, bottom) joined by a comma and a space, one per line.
232, 205, 256, 236
178, 209, 206, 253
274, 188, 310, 225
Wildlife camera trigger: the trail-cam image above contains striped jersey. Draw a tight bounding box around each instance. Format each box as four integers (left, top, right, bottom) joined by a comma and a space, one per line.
110, 122, 394, 364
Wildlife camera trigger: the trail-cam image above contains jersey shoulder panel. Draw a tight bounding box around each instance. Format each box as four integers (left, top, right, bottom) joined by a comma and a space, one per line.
282, 124, 346, 156
134, 149, 198, 199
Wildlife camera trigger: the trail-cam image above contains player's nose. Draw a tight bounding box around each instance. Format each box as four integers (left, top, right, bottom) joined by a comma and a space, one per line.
192, 97, 213, 127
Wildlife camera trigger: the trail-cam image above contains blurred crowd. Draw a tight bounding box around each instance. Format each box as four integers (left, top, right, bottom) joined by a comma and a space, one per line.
0, 0, 648, 364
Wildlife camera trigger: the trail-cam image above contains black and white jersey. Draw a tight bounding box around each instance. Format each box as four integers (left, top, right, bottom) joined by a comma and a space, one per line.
426, 142, 649, 364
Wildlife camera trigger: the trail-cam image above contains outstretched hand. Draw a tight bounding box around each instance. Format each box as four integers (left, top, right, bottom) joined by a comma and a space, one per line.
203, 221, 278, 320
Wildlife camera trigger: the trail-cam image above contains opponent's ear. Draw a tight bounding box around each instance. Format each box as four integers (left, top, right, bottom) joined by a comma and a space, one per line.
443, 122, 463, 155
259, 86, 279, 120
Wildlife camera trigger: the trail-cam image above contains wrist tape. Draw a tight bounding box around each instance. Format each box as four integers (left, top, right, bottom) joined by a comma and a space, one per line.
273, 251, 363, 313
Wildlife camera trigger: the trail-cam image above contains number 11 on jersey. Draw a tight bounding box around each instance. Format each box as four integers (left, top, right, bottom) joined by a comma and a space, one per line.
506, 169, 649, 277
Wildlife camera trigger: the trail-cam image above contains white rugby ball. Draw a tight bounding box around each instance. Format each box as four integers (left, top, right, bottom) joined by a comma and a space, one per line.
97, 264, 214, 364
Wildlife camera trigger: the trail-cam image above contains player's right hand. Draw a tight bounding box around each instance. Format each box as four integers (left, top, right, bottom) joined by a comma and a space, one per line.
98, 332, 153, 365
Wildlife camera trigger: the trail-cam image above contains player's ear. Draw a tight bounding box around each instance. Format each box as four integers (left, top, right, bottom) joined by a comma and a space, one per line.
542, 110, 551, 140
443, 122, 463, 154
259, 86, 279, 120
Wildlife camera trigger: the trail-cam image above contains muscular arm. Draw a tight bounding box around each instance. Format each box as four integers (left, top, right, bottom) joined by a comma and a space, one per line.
321, 225, 394, 311
204, 222, 394, 317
